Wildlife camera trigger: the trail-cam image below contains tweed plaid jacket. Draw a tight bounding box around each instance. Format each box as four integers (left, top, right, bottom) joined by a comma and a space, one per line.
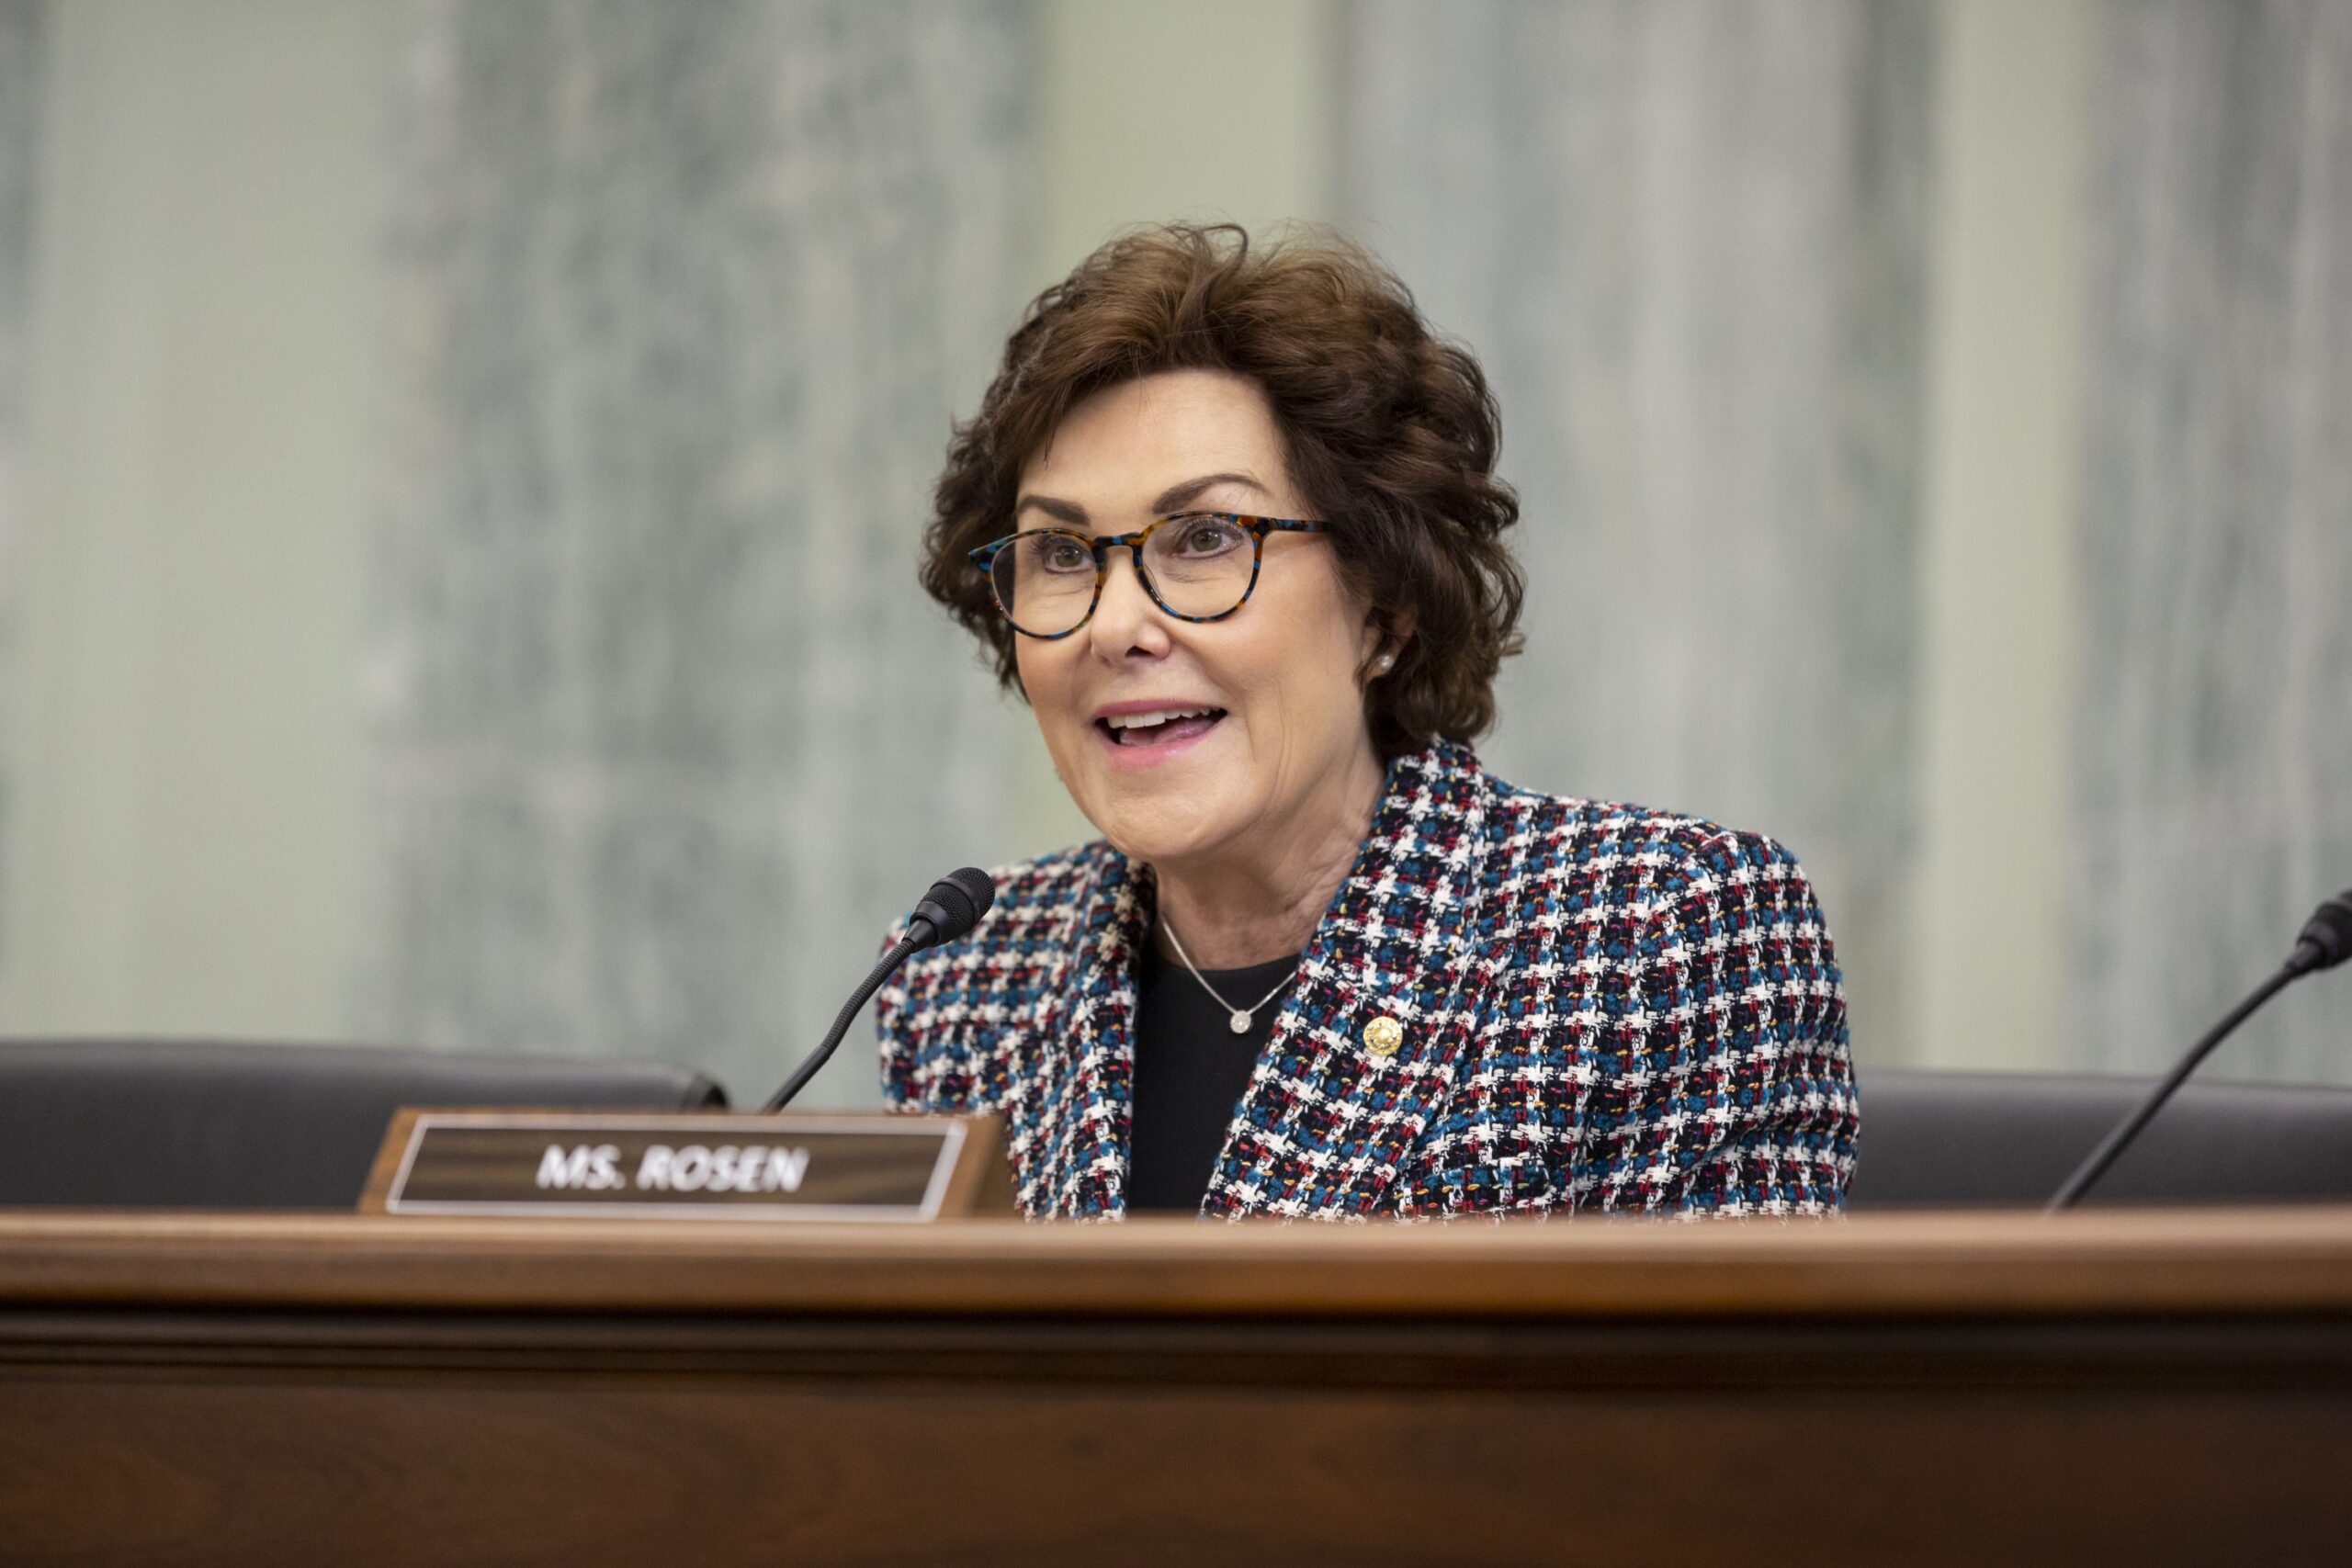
876, 740, 1857, 1220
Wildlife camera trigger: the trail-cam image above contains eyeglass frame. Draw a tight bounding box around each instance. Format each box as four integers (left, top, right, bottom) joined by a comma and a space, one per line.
967, 513, 1332, 639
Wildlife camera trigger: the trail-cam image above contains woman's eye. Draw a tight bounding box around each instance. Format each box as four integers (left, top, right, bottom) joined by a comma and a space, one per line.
1175, 520, 1244, 555
1032, 538, 1091, 572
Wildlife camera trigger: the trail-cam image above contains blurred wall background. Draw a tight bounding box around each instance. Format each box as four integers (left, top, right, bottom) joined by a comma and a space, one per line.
1345, 0, 1940, 1073
0, 3, 36, 940
2074, 0, 2352, 1082
367, 0, 1025, 1105
0, 0, 2343, 1108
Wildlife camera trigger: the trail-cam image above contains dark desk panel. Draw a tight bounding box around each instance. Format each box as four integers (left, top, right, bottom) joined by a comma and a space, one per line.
3, 1210, 2349, 1564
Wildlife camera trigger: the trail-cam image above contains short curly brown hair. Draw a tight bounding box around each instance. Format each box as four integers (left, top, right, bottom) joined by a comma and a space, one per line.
922, 223, 1523, 759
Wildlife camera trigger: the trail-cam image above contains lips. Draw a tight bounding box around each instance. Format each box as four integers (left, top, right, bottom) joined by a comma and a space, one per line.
1095, 705, 1227, 749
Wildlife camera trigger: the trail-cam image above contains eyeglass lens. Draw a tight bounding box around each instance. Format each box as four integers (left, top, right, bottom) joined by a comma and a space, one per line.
991, 517, 1259, 636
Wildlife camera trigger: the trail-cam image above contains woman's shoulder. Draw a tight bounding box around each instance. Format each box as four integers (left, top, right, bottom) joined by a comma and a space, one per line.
882, 840, 1121, 1008
1464, 762, 1843, 1013
889, 840, 1121, 999
1463, 755, 1824, 921
988, 837, 1123, 900
876, 839, 1125, 1111
1476, 761, 1806, 879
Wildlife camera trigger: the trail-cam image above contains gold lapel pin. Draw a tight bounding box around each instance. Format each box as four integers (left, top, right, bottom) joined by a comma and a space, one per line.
1363, 1015, 1405, 1057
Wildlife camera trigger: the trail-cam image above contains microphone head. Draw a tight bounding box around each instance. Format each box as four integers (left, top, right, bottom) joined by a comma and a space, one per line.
2295, 889, 2352, 972
908, 866, 996, 949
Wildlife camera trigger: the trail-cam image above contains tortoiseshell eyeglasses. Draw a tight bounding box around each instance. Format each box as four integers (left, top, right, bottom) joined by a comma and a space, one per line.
967, 513, 1331, 639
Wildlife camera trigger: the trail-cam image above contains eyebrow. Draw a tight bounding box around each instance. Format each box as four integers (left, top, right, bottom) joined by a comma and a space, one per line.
1013, 470, 1273, 529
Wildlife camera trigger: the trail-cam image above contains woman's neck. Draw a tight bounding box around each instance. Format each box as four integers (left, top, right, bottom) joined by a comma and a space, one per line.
1148, 753, 1386, 970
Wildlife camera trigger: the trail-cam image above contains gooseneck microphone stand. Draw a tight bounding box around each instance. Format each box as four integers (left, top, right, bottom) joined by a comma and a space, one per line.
2047, 889, 2352, 1212
760, 868, 995, 1114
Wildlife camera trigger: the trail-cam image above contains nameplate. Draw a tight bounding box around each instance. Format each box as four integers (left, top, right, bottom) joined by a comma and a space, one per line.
361, 1109, 1012, 1223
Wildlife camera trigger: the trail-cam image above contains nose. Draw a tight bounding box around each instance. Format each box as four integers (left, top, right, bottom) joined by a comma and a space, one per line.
1086, 541, 1171, 660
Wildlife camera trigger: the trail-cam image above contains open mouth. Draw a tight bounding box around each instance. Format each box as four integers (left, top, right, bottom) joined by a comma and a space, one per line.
1094, 705, 1227, 749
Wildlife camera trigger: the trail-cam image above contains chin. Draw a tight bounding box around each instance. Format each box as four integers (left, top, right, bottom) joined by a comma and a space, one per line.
1077, 778, 1243, 868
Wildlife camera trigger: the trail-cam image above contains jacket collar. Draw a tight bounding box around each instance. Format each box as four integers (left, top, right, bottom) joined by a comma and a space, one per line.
1014, 741, 1493, 1219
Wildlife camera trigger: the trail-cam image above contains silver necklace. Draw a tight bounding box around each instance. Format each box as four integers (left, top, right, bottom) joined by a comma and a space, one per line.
1160, 919, 1300, 1034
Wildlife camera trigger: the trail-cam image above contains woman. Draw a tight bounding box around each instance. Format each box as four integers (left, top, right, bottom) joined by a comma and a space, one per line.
878, 224, 1856, 1220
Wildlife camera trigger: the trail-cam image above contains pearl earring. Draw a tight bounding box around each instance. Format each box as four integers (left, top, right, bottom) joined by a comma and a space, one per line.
1375, 652, 1395, 672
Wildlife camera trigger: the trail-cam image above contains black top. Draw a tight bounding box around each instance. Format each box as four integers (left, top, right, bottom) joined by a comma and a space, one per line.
1127, 942, 1302, 1213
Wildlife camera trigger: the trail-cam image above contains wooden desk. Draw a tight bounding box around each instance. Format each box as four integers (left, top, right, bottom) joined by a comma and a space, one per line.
4, 1207, 2350, 1564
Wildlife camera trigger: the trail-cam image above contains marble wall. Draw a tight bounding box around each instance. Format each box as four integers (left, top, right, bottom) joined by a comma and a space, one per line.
1340, 0, 1938, 1064
2073, 0, 2352, 1077
0, 1, 42, 960
2, 0, 2342, 1096
0, 3, 33, 496
368, 0, 1033, 1106
1342, 0, 2350, 1080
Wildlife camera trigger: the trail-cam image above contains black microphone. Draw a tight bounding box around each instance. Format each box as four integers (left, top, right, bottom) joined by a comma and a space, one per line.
2047, 886, 2352, 1212
2290, 889, 2352, 974
760, 868, 995, 1113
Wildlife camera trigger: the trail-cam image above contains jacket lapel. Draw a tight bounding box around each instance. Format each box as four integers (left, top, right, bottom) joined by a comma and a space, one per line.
1205, 743, 1491, 1219
1016, 742, 1490, 1221
1011, 849, 1151, 1219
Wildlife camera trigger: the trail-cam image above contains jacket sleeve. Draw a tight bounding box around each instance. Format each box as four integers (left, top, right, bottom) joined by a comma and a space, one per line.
1577, 828, 1859, 1216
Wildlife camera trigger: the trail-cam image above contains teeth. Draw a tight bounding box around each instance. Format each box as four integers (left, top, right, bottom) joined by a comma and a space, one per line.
1102, 706, 1218, 731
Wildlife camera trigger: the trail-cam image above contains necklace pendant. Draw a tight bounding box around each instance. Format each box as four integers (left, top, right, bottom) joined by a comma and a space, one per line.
1228, 1010, 1254, 1034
